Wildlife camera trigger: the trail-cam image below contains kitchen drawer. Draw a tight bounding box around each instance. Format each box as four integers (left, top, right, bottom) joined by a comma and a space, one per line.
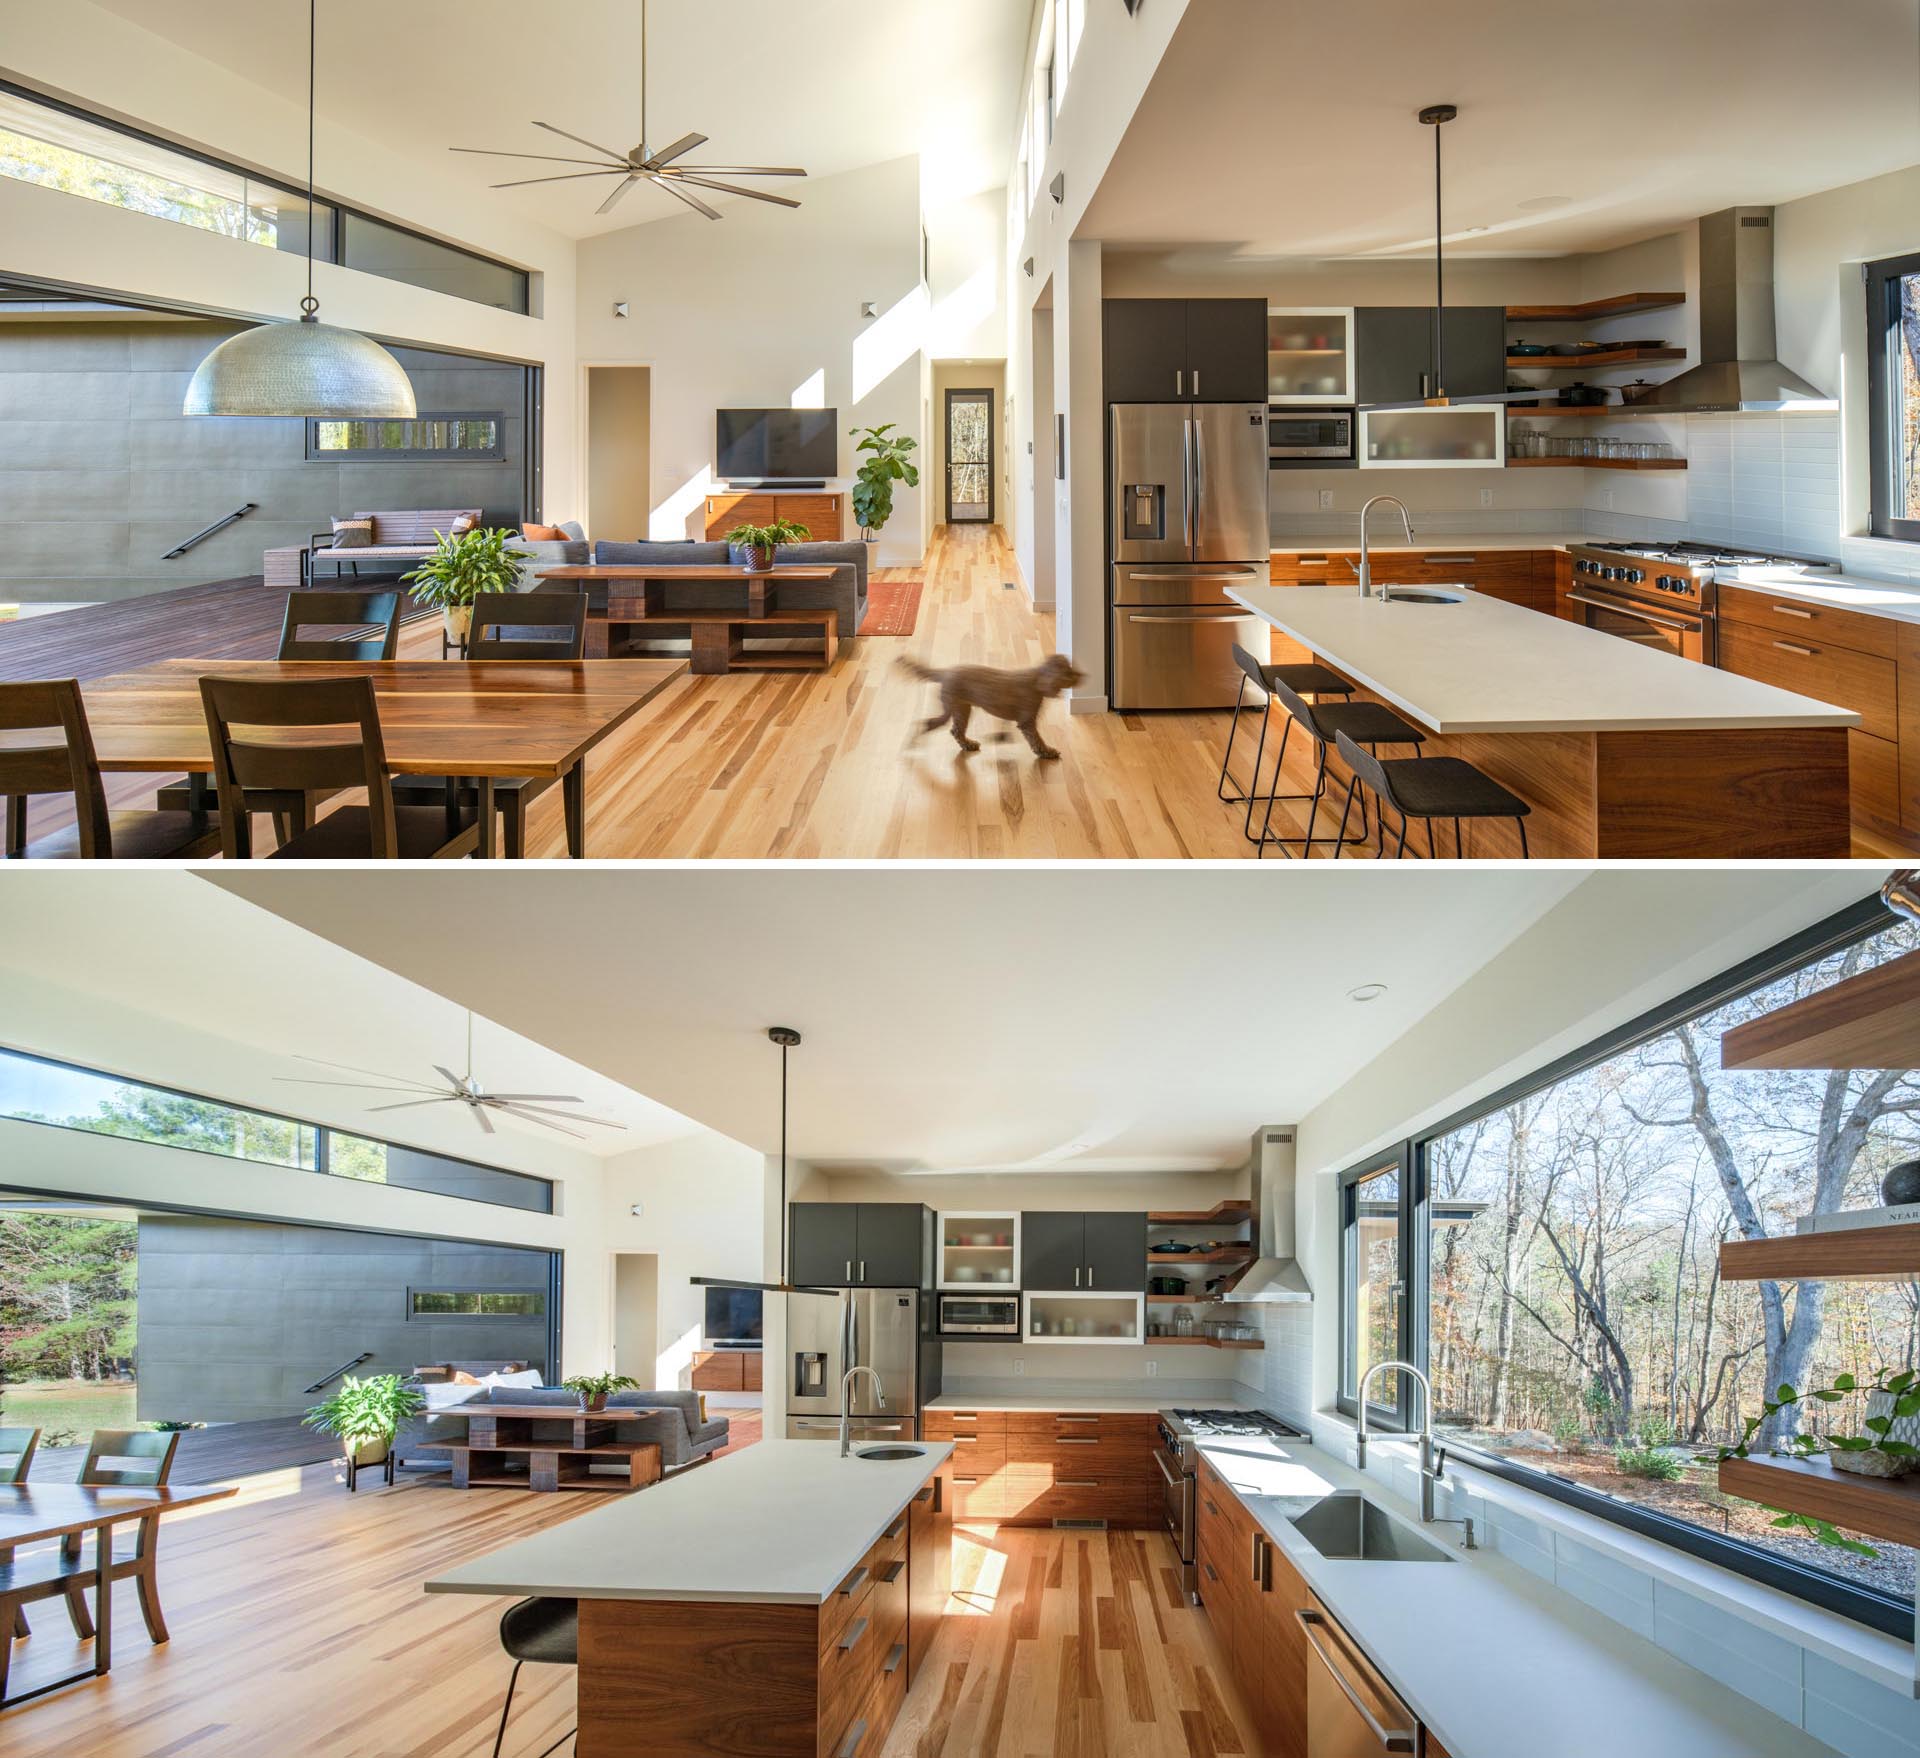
1008, 1436, 1155, 1480
868, 1630, 910, 1751
946, 1465, 1050, 1520
819, 1549, 879, 1656
865, 1509, 909, 1581
923, 1409, 1007, 1441
1006, 1411, 1156, 1444
938, 1433, 1007, 1473
1716, 620, 1896, 741
817, 1591, 880, 1758
1269, 550, 1351, 586
1719, 583, 1897, 660
1851, 729, 1901, 830
869, 1546, 909, 1668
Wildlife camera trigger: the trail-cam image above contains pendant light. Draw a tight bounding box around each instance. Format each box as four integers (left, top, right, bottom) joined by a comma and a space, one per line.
691, 1026, 839, 1299
183, 0, 416, 419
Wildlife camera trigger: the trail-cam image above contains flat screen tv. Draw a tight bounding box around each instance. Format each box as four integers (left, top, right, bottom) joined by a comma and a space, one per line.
704, 1285, 763, 1347
715, 407, 838, 482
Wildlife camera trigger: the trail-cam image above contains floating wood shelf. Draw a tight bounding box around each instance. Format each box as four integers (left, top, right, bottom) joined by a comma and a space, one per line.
1146, 1336, 1265, 1351
1508, 457, 1687, 472
1720, 945, 1920, 1071
1148, 1201, 1252, 1224
1506, 292, 1686, 323
1147, 1293, 1214, 1304
1718, 1453, 1920, 1549
1148, 1248, 1255, 1264
1506, 348, 1687, 370
1720, 1223, 1920, 1283
1505, 405, 1676, 418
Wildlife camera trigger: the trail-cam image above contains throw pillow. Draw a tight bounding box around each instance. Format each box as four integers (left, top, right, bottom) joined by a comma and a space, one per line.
487, 1368, 544, 1390
446, 1369, 485, 1385
522, 522, 569, 542
330, 518, 373, 549
448, 513, 480, 537
420, 1382, 480, 1412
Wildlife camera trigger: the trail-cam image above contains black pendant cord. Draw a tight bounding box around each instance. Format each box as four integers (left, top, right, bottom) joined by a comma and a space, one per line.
779, 1033, 788, 1281
301, 0, 317, 323
1432, 118, 1444, 396
639, 0, 648, 161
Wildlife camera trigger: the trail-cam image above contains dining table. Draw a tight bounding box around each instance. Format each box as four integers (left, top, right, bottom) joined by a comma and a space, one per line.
58, 656, 688, 858
0, 1482, 236, 1709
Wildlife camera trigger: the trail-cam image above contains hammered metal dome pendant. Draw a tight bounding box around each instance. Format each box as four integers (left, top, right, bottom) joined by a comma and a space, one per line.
183, 315, 417, 420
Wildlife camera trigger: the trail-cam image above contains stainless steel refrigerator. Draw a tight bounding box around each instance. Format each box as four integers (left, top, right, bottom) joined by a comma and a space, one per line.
785, 1288, 939, 1444
1110, 402, 1271, 709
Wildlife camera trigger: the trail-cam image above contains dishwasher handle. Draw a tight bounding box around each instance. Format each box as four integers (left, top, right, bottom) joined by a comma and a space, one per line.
1297, 1608, 1417, 1753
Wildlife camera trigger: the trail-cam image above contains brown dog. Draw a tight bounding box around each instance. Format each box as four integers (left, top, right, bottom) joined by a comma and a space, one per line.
898, 654, 1085, 759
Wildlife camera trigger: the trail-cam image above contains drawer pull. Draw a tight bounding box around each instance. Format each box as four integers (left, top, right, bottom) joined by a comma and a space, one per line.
1423, 553, 1476, 564
1057, 1438, 1099, 1445
1203, 1496, 1220, 1516
954, 1476, 980, 1485
1296, 555, 1330, 565
950, 1413, 979, 1422
836, 1566, 868, 1598
1773, 640, 1816, 657
884, 1641, 907, 1676
1058, 1479, 1099, 1487
1203, 1559, 1219, 1583
837, 1720, 869, 1758
1056, 1414, 1100, 1423
838, 1616, 870, 1653
952, 1435, 978, 1445
1251, 1532, 1263, 1583
1770, 603, 1815, 618
885, 1516, 907, 1541
914, 1486, 933, 1505
881, 1559, 906, 1584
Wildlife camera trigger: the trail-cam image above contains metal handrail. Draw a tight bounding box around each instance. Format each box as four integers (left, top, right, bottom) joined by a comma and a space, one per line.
303, 1350, 374, 1395
162, 502, 258, 560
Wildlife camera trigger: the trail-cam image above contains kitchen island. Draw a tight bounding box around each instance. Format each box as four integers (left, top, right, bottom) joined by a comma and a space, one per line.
427, 1438, 953, 1757
1227, 583, 1859, 857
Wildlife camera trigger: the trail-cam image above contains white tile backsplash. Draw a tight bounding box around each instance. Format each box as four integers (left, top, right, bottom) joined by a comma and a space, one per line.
1804, 1651, 1920, 1758
1230, 1301, 1313, 1427
1554, 1534, 1658, 1639
1654, 1583, 1806, 1728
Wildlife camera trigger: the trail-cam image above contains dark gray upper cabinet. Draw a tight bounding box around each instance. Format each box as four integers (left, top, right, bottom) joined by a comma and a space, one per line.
787, 1203, 929, 1286
1354, 306, 1506, 404
1104, 299, 1268, 403
1021, 1210, 1147, 1291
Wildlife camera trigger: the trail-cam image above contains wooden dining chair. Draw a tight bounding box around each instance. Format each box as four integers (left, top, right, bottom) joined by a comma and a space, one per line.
0, 1427, 40, 1642
199, 674, 481, 860
0, 680, 222, 861
388, 591, 588, 857
154, 589, 403, 832
58, 1429, 178, 1646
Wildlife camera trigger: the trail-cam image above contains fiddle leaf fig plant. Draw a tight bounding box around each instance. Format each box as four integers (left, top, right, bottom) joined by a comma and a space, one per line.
849, 423, 919, 537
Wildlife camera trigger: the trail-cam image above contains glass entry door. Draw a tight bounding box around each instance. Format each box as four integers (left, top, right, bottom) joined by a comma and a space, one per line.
944, 387, 994, 524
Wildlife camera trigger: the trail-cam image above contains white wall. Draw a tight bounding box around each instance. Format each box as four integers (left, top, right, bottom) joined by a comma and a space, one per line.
573, 157, 928, 565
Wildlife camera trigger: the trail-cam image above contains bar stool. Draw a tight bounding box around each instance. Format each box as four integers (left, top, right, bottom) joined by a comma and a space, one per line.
1253, 675, 1427, 858
1332, 729, 1531, 859
1217, 644, 1356, 845
492, 1596, 578, 1758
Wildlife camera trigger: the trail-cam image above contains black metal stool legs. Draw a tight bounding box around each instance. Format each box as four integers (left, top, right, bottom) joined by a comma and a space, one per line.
492, 1660, 525, 1758
1255, 739, 1374, 859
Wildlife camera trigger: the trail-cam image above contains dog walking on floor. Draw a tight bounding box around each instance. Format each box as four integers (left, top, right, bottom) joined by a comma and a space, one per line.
898, 654, 1085, 759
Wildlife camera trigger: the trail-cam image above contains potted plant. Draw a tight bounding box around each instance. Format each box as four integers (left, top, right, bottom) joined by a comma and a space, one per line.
725, 517, 811, 573
562, 1372, 639, 1414
303, 1373, 423, 1484
402, 524, 532, 645
849, 423, 919, 543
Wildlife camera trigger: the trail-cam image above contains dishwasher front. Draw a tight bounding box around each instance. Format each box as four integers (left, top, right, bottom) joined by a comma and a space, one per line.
1297, 1604, 1420, 1755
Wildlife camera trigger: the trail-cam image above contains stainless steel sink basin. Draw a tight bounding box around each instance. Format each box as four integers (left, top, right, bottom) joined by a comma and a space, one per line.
1383, 588, 1466, 604
854, 1445, 927, 1461
1286, 1493, 1453, 1562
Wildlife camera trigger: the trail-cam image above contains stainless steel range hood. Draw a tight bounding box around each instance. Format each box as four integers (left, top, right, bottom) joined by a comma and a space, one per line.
1223, 1125, 1312, 1304
1630, 209, 1836, 414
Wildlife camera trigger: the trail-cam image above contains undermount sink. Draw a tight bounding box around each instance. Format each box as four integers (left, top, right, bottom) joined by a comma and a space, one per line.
854, 1445, 927, 1461
1382, 588, 1466, 604
1286, 1493, 1454, 1563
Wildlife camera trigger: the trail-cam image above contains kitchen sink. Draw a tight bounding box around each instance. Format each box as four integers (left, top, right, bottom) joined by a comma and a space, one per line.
1286, 1493, 1454, 1562
854, 1445, 927, 1461
1382, 588, 1466, 604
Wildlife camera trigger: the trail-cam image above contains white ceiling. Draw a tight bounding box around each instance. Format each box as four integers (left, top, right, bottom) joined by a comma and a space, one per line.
203, 867, 1594, 1173
92, 0, 1033, 238
1084, 0, 1920, 257
0, 872, 707, 1159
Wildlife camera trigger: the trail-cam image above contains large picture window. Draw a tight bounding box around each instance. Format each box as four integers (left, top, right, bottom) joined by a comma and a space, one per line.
1867, 249, 1920, 544
1341, 899, 1920, 1635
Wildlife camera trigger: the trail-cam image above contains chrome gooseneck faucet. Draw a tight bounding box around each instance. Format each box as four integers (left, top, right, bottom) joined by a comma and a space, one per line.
839, 1365, 886, 1457
1355, 495, 1414, 602
1355, 1359, 1476, 1548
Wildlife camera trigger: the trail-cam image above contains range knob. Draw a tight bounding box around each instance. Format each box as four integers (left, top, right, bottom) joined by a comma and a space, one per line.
1624, 568, 1644, 584
1601, 566, 1620, 581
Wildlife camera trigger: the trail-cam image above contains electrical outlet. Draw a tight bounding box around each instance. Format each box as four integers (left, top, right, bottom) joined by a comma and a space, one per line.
1602, 489, 1616, 511
1317, 489, 1335, 511
1012, 1358, 1025, 1376
1145, 1359, 1158, 1377
1478, 488, 1494, 508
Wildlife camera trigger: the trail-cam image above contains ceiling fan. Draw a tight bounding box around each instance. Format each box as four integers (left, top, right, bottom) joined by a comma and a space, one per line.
275, 1012, 627, 1140
448, 0, 806, 220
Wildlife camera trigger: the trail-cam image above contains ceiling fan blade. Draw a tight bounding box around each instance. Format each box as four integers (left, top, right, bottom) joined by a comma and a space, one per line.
491, 170, 629, 190
532, 120, 637, 163
644, 131, 708, 168
274, 1077, 445, 1096
512, 1113, 589, 1140
473, 1106, 496, 1135
291, 1052, 436, 1085
596, 174, 641, 215
432, 1066, 468, 1094
364, 1097, 454, 1114
668, 165, 808, 177
450, 148, 619, 166
651, 176, 721, 220
498, 1102, 629, 1131
483, 1093, 586, 1104
669, 175, 802, 210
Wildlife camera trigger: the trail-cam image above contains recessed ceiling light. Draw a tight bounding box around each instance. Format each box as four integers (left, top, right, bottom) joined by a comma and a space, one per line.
1347, 983, 1389, 1003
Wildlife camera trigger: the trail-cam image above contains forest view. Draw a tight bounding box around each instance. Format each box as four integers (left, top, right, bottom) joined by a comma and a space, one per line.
1382, 920, 1920, 1604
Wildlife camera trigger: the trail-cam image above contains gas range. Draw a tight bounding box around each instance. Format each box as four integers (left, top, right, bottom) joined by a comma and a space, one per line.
1158, 1407, 1307, 1471
1568, 540, 1831, 604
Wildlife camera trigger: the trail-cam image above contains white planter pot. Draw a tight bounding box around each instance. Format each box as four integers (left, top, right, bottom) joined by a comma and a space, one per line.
443, 605, 473, 644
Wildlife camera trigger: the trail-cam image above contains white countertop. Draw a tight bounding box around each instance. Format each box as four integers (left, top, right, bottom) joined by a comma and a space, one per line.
926, 1392, 1251, 1414
423, 1439, 951, 1605
1717, 562, 1920, 626
1227, 583, 1861, 734
1271, 532, 1586, 555
1196, 1435, 1833, 1758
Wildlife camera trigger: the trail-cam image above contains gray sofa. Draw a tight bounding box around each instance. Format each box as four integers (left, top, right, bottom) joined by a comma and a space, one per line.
580, 539, 869, 639
511, 520, 589, 594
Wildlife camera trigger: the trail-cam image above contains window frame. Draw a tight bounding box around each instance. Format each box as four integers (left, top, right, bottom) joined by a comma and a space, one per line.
1865, 248, 1920, 544
405, 1287, 548, 1321
1336, 1145, 1420, 1431
1337, 888, 1912, 1637
304, 411, 506, 462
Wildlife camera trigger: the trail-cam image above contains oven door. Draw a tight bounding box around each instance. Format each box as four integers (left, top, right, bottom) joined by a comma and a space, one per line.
938, 1294, 1019, 1336
1565, 585, 1710, 664
1154, 1444, 1195, 1559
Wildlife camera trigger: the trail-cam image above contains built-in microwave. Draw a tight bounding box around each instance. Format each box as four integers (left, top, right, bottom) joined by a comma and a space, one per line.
938, 1292, 1020, 1336
1269, 406, 1353, 464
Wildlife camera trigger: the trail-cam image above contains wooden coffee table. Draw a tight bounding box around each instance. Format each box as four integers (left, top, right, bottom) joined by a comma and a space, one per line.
440, 1403, 671, 1493
539, 564, 842, 674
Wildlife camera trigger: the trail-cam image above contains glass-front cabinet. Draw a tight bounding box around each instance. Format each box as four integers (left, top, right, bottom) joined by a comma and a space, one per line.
1023, 1290, 1145, 1344
937, 1210, 1020, 1291
1268, 306, 1354, 404
1358, 404, 1505, 469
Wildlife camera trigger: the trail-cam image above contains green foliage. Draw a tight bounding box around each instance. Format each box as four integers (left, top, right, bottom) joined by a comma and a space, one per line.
1613, 1444, 1686, 1481
402, 525, 531, 609
725, 518, 812, 557
1550, 1413, 1585, 1451
302, 1374, 423, 1452
561, 1372, 639, 1405
849, 423, 919, 535
0, 1215, 137, 1382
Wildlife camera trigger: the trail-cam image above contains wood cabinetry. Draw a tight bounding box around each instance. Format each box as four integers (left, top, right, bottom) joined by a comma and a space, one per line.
703, 491, 844, 542
1103, 298, 1269, 402
788, 1203, 931, 1287
1018, 1210, 1147, 1291
906, 1482, 944, 1682
1269, 548, 1556, 615
692, 1349, 753, 1392
924, 1407, 1158, 1527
